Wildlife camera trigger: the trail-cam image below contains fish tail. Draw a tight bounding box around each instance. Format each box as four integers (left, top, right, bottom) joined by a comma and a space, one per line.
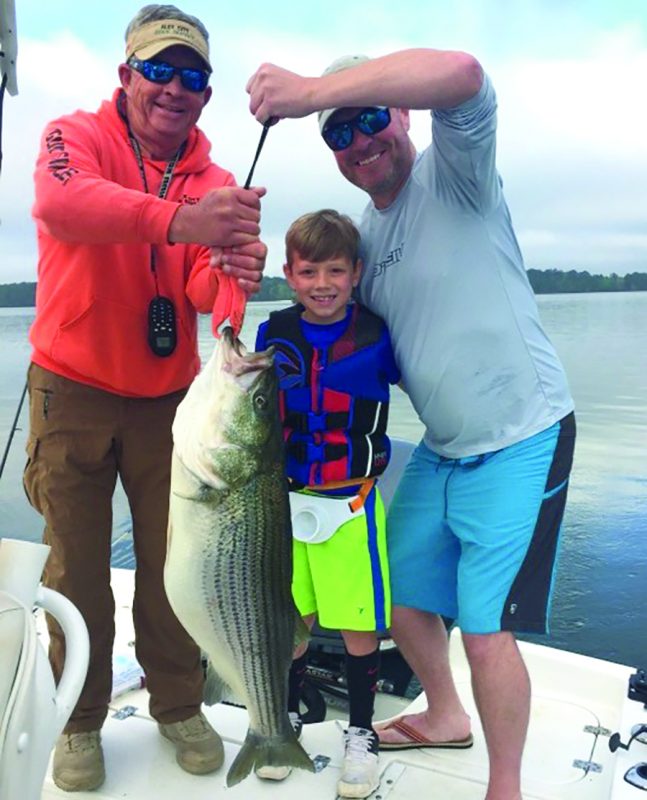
226, 730, 315, 787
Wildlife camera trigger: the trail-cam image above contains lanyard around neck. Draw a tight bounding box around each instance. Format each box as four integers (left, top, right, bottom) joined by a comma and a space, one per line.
118, 91, 185, 197
121, 101, 185, 294
127, 131, 184, 199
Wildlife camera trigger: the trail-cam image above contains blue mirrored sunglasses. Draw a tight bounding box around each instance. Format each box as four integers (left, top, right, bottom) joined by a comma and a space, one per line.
128, 57, 210, 92
322, 107, 391, 151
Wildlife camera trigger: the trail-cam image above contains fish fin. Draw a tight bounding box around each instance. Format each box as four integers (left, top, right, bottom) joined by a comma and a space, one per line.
226, 729, 315, 787
202, 659, 229, 706
294, 612, 311, 649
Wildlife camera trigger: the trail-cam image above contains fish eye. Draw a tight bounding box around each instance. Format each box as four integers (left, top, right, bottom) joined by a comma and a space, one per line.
254, 393, 268, 411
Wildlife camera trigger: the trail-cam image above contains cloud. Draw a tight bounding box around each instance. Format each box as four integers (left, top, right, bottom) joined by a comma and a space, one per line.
521, 229, 647, 272
1, 12, 646, 283
489, 31, 647, 273
1, 34, 115, 280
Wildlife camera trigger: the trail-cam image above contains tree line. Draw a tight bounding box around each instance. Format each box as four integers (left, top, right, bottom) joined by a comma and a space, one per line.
1, 269, 646, 307
0, 276, 294, 307
526, 269, 647, 293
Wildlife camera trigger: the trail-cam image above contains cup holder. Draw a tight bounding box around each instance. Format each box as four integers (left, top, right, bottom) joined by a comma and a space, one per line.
625, 763, 647, 790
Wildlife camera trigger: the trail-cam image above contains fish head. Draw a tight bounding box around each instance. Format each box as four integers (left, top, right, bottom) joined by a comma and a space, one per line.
214, 325, 280, 444
173, 327, 282, 490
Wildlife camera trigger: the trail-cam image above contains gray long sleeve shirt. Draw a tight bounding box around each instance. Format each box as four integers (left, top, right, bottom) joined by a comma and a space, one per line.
357, 74, 573, 459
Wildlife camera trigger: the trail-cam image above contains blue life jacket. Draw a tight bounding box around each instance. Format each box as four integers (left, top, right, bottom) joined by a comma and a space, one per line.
264, 303, 392, 486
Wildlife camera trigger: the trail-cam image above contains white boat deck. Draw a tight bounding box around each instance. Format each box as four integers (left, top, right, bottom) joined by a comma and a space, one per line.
38, 569, 647, 800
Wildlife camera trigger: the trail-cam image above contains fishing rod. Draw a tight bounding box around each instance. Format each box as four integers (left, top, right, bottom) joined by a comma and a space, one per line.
213, 117, 274, 338
243, 118, 273, 189
0, 381, 27, 480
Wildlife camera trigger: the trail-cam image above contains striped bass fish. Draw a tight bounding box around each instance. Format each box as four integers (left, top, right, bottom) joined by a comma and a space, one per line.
164, 327, 313, 787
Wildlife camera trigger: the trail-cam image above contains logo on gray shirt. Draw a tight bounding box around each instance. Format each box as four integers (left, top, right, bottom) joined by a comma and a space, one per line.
373, 242, 404, 277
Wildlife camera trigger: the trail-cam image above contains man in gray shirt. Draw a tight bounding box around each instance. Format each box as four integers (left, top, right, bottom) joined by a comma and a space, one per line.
247, 49, 575, 800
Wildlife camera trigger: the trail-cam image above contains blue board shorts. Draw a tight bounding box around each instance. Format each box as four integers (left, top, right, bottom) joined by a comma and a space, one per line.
386, 413, 576, 634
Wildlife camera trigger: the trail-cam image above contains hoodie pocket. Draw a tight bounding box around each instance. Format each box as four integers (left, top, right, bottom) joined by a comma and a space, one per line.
51, 297, 193, 395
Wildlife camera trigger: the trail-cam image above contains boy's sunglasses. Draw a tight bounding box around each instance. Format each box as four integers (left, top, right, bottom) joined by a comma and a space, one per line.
322, 107, 391, 152
128, 57, 210, 93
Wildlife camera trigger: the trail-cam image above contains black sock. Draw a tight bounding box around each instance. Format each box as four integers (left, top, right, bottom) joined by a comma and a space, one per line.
345, 647, 380, 732
287, 651, 309, 715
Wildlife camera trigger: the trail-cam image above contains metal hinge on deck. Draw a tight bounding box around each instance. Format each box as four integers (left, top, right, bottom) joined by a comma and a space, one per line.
583, 725, 612, 736
573, 759, 603, 773
372, 762, 408, 799
112, 705, 137, 720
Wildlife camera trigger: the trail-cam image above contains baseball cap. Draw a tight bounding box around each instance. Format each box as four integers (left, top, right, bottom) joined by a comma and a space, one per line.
318, 54, 371, 132
126, 18, 211, 71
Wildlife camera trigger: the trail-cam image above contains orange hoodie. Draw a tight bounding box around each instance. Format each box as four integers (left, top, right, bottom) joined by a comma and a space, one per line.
31, 88, 237, 398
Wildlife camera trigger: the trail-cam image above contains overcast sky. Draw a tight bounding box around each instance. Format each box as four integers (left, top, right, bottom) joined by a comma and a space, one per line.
1, 0, 646, 283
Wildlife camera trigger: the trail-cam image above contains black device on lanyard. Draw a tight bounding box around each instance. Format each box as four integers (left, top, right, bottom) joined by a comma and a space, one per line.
147, 294, 177, 357
144, 151, 182, 357
146, 235, 178, 358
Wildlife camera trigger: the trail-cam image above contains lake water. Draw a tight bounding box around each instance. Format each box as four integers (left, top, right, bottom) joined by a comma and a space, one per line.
1, 294, 646, 668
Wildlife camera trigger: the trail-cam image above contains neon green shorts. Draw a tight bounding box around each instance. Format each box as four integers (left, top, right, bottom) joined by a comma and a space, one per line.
291, 484, 391, 632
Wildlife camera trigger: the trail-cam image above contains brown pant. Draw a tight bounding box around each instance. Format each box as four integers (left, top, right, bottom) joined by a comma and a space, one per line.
24, 364, 203, 732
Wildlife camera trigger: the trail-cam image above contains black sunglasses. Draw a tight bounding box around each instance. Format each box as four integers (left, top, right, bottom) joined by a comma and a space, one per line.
128, 57, 210, 93
322, 107, 391, 151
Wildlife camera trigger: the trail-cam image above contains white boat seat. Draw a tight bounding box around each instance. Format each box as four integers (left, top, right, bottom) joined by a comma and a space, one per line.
0, 539, 89, 800
0, 593, 28, 738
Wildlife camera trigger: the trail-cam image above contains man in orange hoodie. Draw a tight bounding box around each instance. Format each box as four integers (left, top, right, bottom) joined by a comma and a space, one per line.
24, 4, 267, 792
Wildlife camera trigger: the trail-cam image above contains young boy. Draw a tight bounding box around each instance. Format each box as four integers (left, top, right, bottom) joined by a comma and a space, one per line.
255, 209, 400, 799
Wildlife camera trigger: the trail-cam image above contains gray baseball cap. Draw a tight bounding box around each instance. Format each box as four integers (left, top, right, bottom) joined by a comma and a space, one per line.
318, 54, 371, 132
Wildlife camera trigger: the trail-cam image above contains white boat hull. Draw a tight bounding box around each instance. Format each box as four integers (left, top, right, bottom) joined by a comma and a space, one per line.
37, 568, 646, 800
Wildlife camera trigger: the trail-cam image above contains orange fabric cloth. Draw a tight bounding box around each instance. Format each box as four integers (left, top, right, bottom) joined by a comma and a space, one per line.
31, 88, 241, 397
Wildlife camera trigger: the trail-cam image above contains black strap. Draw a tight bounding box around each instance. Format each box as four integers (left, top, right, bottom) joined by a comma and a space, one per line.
127, 130, 184, 199
284, 410, 350, 433
288, 441, 348, 464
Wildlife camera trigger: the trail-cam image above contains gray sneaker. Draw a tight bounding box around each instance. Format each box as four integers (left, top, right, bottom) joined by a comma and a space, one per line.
158, 711, 224, 775
53, 730, 105, 792
255, 712, 303, 781
338, 726, 379, 798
